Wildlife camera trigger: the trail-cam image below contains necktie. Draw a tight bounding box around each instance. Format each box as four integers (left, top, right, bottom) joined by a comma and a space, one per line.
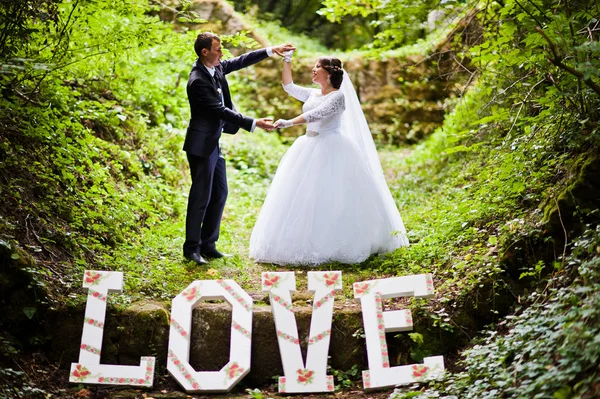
213, 74, 224, 104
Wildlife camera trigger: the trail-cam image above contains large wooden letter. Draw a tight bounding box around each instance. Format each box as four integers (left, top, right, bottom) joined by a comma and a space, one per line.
354, 274, 445, 390
262, 271, 341, 393
70, 271, 155, 386
167, 279, 253, 393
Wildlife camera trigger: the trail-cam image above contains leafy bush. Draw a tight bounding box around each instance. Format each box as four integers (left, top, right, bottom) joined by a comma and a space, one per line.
390, 228, 600, 399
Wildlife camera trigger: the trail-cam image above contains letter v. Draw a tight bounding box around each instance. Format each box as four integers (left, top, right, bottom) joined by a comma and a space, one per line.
262, 271, 341, 393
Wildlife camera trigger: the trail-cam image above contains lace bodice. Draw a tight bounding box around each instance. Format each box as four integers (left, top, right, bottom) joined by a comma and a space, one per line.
283, 82, 345, 135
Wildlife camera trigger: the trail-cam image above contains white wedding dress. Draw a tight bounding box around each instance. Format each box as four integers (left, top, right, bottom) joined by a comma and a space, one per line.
249, 73, 409, 265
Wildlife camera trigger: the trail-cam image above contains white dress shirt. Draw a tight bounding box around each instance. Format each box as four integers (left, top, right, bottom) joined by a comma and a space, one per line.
203, 47, 274, 132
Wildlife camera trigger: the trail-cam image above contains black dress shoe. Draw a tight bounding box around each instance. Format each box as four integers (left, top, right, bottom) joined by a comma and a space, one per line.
200, 248, 230, 259
184, 252, 208, 265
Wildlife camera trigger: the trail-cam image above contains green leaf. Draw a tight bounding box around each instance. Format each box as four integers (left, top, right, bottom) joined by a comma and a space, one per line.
553, 386, 572, 399
23, 307, 36, 319
512, 182, 525, 194
409, 332, 424, 346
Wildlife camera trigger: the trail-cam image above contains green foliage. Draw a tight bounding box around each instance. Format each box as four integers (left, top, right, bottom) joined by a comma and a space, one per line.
360, 0, 600, 303
239, 16, 329, 56
390, 228, 600, 399
0, 0, 198, 306
0, 0, 292, 305
0, 334, 19, 358
245, 388, 273, 399
329, 364, 362, 390
231, 0, 378, 50
0, 0, 60, 71
0, 367, 52, 399
222, 131, 287, 179
519, 259, 545, 280
319, 0, 463, 51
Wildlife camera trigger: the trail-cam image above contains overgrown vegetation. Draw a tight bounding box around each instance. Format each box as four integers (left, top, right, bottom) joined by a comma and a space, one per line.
230, 0, 380, 50
390, 230, 600, 399
370, 0, 600, 396
1, 0, 599, 397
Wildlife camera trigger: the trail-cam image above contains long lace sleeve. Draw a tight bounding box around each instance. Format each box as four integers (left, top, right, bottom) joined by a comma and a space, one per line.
282, 82, 313, 102
302, 91, 345, 123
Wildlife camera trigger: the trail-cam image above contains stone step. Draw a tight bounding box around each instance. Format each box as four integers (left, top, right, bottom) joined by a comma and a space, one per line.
49, 300, 370, 387
48, 292, 461, 390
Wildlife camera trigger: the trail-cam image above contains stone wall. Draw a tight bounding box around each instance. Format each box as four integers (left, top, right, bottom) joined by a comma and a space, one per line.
48, 301, 367, 386
47, 298, 461, 387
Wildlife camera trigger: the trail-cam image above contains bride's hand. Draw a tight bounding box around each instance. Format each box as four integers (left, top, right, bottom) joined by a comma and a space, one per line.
283, 50, 294, 63
274, 119, 293, 129
272, 43, 296, 57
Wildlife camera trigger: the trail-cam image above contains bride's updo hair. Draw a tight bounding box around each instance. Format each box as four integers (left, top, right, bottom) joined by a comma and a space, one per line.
318, 57, 343, 89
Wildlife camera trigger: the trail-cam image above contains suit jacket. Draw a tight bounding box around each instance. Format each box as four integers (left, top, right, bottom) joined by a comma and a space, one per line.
183, 48, 270, 157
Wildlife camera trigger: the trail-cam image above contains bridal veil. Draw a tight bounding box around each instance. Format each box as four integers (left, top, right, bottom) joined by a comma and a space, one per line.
339, 70, 409, 246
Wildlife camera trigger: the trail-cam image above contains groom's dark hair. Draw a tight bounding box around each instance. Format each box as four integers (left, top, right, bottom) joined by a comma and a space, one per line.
195, 32, 220, 57
318, 57, 344, 89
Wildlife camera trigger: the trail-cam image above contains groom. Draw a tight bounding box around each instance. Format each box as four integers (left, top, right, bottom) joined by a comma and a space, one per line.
183, 32, 295, 265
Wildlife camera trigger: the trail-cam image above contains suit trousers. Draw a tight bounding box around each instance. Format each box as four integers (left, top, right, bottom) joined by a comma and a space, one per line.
183, 147, 228, 256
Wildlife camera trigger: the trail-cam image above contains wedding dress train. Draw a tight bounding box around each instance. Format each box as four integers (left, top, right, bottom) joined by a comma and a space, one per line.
249, 72, 409, 265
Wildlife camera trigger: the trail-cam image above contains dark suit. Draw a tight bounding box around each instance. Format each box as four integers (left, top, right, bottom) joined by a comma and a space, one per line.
183, 48, 270, 257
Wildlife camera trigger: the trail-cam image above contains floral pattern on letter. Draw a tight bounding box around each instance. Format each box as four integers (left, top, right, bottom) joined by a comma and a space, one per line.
271, 294, 294, 312
84, 271, 104, 285
225, 362, 244, 380
313, 290, 336, 310
71, 364, 91, 381
296, 368, 314, 385
425, 274, 434, 294
262, 273, 281, 290
232, 320, 251, 339
217, 279, 252, 311
308, 328, 331, 345
374, 294, 390, 368
182, 286, 200, 302
353, 281, 375, 297
87, 290, 107, 302
279, 377, 287, 393
168, 349, 200, 390
80, 343, 101, 356
412, 364, 429, 378
170, 317, 189, 340
363, 370, 371, 389
84, 317, 104, 329
322, 272, 340, 287
277, 329, 300, 345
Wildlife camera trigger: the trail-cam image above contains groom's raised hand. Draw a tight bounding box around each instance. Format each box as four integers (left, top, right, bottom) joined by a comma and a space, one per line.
256, 118, 276, 131
272, 43, 296, 57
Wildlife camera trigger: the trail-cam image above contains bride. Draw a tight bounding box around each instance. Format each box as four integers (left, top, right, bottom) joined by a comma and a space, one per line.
249, 51, 409, 265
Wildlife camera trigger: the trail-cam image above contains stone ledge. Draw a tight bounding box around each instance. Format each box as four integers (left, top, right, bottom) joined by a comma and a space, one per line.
48, 300, 366, 386
48, 297, 464, 387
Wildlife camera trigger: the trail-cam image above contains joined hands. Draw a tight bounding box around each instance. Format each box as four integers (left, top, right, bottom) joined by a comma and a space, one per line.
256, 118, 293, 131
256, 118, 276, 131
272, 43, 296, 58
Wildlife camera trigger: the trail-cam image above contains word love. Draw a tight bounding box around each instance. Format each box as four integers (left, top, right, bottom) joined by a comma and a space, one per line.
70, 270, 444, 394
